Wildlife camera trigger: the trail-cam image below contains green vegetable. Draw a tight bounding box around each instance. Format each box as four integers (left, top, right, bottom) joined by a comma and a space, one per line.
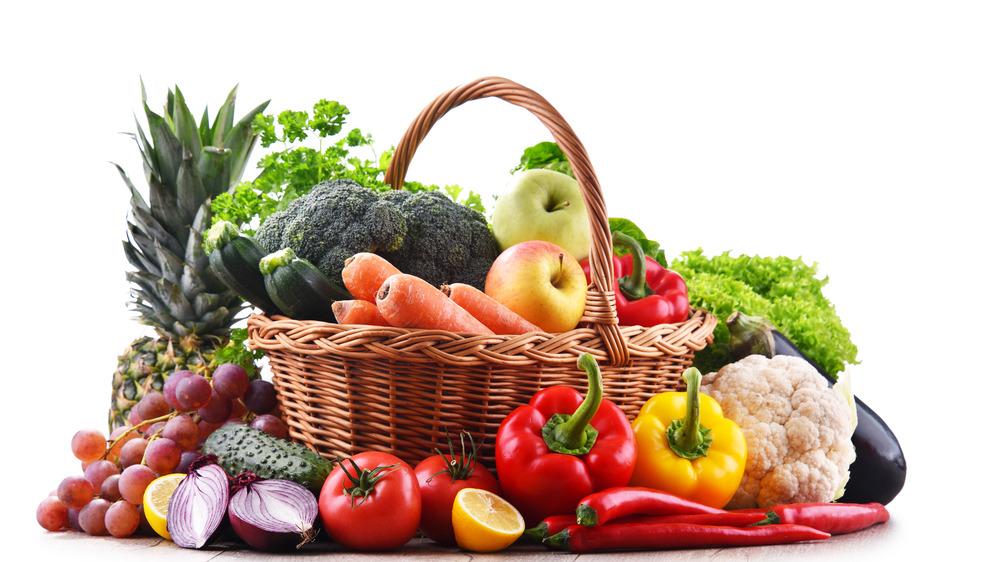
378, 188, 498, 290
260, 247, 351, 322
205, 220, 279, 314
255, 179, 497, 292
669, 249, 858, 378
512, 141, 574, 177
210, 99, 484, 234
202, 424, 333, 495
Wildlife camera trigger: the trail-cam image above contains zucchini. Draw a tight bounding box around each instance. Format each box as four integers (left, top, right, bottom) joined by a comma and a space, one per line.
205, 221, 279, 314
202, 424, 333, 495
260, 248, 351, 322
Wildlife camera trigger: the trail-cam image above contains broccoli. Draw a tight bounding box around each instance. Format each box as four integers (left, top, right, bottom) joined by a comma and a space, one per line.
254, 179, 497, 291
379, 189, 498, 290
255, 179, 407, 285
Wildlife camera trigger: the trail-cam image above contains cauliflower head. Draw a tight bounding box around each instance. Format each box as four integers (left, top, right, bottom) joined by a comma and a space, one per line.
701, 354, 855, 509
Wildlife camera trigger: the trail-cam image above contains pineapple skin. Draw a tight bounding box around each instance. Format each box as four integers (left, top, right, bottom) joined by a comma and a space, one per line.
109, 335, 215, 429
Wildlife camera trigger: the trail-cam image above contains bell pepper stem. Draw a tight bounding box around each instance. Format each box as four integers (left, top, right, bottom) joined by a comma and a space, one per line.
542, 353, 602, 455
612, 231, 652, 300
666, 368, 714, 459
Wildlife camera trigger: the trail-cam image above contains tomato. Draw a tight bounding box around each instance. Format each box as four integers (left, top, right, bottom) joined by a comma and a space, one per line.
413, 432, 502, 546
318, 451, 421, 551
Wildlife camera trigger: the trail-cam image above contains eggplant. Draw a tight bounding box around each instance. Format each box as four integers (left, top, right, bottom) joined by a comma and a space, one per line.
726, 311, 906, 505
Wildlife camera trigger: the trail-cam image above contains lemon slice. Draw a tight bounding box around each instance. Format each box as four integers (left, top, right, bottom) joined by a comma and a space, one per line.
142, 473, 185, 540
452, 488, 525, 553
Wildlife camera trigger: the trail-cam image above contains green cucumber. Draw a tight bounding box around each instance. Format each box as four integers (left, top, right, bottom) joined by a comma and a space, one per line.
260, 248, 351, 322
205, 221, 279, 314
202, 423, 333, 495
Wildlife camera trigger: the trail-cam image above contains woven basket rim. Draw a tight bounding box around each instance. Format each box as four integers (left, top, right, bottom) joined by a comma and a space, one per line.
247, 308, 717, 365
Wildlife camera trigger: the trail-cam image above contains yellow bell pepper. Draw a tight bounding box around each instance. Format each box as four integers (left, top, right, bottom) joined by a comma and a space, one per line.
629, 367, 747, 509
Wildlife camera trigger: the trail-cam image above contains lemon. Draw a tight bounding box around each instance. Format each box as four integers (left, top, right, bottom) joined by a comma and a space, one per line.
142, 473, 185, 540
452, 488, 525, 553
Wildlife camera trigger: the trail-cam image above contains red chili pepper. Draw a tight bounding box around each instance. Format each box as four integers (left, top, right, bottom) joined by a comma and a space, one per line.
735, 502, 890, 535
545, 522, 831, 552
495, 354, 637, 527
580, 231, 688, 327
525, 511, 773, 543
576, 486, 725, 527
522, 513, 578, 543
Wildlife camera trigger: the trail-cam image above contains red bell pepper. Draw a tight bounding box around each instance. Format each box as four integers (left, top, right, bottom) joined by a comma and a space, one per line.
581, 231, 689, 326
494, 353, 637, 527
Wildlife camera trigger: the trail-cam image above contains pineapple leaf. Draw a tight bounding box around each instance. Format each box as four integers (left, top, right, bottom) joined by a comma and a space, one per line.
123, 226, 160, 273
225, 99, 271, 187
175, 148, 211, 219
212, 84, 239, 147
143, 99, 183, 198
112, 162, 150, 216
196, 146, 233, 200
157, 279, 196, 322
147, 171, 188, 241
122, 238, 157, 274
128, 203, 186, 258
153, 240, 185, 286
179, 262, 207, 299
169, 87, 204, 160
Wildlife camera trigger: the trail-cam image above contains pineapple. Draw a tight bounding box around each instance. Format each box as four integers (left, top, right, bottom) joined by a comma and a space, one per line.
109, 83, 269, 429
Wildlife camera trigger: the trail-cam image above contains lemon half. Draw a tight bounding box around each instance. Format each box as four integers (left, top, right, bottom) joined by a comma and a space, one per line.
142, 473, 185, 540
452, 488, 525, 553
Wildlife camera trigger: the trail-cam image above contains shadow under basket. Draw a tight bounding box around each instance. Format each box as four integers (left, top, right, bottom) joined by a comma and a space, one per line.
245, 76, 717, 470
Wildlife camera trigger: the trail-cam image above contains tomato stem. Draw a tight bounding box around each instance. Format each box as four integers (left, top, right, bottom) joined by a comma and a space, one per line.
337, 457, 400, 509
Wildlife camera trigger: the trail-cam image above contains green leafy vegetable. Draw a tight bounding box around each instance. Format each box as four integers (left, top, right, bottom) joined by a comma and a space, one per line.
210, 99, 484, 234
512, 141, 574, 177
214, 328, 265, 374
669, 249, 859, 378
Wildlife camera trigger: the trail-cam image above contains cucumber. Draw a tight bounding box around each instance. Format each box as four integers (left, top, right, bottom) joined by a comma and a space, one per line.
205, 221, 279, 314
202, 424, 333, 495
260, 248, 350, 322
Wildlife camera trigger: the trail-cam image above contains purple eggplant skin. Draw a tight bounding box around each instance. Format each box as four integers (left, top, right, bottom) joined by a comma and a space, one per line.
771, 330, 906, 505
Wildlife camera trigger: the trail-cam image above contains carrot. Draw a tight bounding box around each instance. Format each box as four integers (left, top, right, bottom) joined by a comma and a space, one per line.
375, 274, 495, 334
332, 299, 391, 326
441, 283, 543, 335
342, 252, 401, 302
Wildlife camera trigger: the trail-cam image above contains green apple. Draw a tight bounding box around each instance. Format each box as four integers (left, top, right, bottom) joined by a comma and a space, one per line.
484, 240, 587, 333
491, 168, 591, 262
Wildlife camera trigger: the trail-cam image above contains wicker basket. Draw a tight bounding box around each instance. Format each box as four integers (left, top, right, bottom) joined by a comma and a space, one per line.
247, 76, 718, 469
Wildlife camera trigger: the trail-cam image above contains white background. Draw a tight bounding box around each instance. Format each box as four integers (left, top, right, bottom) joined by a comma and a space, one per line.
3, 1, 998, 558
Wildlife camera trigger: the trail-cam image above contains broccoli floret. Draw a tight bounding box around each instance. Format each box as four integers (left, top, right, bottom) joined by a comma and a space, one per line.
378, 190, 497, 290
254, 179, 407, 285
253, 179, 497, 291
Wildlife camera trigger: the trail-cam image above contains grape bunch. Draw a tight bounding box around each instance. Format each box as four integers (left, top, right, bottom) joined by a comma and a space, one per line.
36, 363, 288, 536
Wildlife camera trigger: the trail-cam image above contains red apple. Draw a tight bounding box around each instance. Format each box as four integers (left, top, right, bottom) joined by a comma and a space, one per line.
484, 240, 587, 333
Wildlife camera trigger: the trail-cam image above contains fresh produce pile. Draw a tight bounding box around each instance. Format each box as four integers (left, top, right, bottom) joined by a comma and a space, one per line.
37, 84, 905, 554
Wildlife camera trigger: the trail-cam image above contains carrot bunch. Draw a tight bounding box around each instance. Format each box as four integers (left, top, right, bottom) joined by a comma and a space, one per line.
334, 253, 541, 335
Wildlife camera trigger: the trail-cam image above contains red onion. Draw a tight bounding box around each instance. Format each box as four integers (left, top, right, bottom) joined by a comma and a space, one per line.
227, 472, 319, 551
167, 455, 230, 549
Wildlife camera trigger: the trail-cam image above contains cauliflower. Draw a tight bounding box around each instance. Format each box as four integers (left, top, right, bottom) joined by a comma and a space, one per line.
701, 354, 855, 509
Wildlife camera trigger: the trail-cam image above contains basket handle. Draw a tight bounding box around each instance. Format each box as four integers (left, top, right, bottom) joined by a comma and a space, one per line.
384, 76, 629, 365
